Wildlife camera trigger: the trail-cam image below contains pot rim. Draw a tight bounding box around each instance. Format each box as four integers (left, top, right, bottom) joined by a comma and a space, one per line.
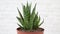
17, 27, 44, 32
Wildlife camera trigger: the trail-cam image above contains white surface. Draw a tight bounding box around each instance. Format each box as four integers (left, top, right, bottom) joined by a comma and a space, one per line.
0, 0, 60, 34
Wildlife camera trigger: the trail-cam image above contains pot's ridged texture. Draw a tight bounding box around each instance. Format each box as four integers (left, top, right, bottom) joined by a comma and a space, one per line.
17, 28, 44, 34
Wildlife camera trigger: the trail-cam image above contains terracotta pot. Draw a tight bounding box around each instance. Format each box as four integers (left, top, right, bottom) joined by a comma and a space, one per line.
17, 27, 44, 34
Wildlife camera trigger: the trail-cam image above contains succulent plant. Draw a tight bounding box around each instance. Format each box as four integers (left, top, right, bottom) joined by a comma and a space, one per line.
16, 2, 44, 31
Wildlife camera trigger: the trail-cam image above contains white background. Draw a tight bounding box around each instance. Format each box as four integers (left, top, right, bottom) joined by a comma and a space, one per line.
0, 0, 60, 34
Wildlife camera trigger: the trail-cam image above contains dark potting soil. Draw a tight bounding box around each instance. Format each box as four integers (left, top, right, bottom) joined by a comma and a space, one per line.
17, 27, 44, 32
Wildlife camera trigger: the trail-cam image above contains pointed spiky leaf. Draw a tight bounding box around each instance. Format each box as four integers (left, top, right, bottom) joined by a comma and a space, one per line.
39, 19, 44, 26
31, 4, 36, 15
17, 23, 24, 29
30, 4, 36, 30
16, 17, 24, 26
33, 12, 39, 29
17, 23, 23, 28
17, 8, 24, 20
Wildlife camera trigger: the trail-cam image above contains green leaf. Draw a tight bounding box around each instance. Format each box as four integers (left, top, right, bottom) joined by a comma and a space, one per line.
33, 12, 39, 29
17, 23, 24, 29
39, 19, 44, 26
16, 17, 24, 26
30, 4, 36, 30
17, 8, 24, 20
17, 23, 23, 28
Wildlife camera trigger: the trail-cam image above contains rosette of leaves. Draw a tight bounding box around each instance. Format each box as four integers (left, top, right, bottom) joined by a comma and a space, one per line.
16, 2, 44, 31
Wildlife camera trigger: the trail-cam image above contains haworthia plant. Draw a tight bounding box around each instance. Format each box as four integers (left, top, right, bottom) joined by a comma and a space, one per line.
16, 2, 44, 30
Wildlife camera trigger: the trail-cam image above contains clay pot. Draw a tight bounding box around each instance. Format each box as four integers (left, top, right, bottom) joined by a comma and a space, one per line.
17, 27, 44, 34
